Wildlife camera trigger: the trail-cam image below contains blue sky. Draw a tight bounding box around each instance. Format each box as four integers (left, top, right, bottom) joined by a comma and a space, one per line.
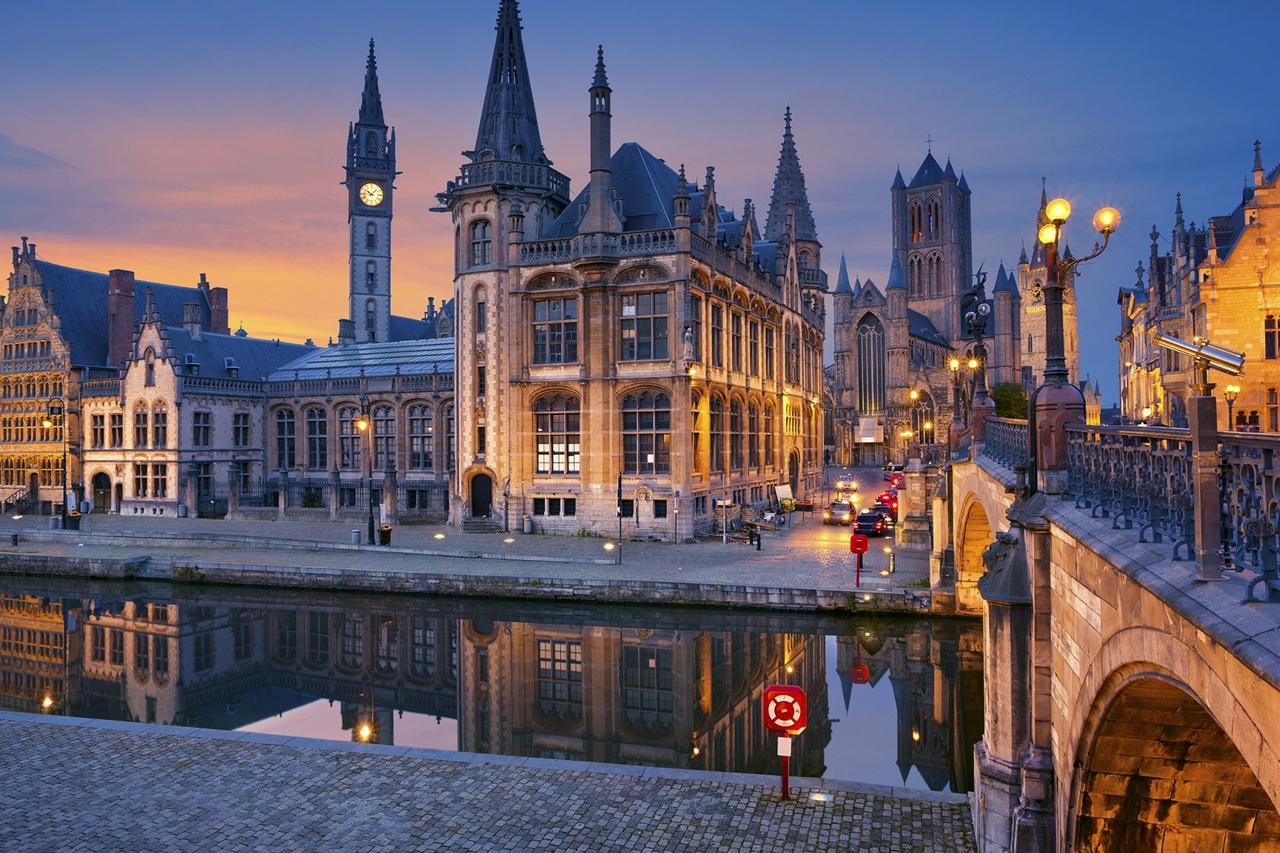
2, 0, 1277, 400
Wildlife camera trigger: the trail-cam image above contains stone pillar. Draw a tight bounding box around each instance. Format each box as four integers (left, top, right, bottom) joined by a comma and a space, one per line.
277, 469, 288, 520
227, 471, 240, 515
1188, 393, 1224, 581
970, 393, 996, 443
897, 456, 931, 551
328, 467, 340, 520
183, 467, 198, 519
383, 465, 398, 526
1031, 382, 1084, 495
973, 528, 1033, 853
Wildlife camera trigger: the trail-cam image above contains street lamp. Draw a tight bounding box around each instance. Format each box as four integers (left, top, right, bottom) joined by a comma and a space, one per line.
43, 401, 67, 528
1140, 406, 1153, 427
355, 397, 375, 545
1224, 385, 1240, 430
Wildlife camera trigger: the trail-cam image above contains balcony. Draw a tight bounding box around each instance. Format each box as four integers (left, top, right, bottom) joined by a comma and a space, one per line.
445, 160, 570, 203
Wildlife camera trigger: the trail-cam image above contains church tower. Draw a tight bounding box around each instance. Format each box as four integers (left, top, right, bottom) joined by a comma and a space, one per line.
344, 39, 397, 344
1017, 180, 1080, 388
892, 149, 972, 343
436, 0, 570, 526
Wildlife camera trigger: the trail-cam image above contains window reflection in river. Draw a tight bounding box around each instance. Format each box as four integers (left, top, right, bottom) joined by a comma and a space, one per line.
0, 585, 982, 792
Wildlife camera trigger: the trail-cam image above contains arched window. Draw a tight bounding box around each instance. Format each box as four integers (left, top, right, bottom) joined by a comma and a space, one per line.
339, 614, 364, 670
365, 300, 376, 342
338, 406, 361, 470
691, 393, 703, 473
622, 391, 670, 475
763, 403, 775, 466
1270, 388, 1278, 432
365, 261, 377, 292
474, 287, 487, 334
534, 394, 581, 475
857, 314, 886, 415
1267, 316, 1279, 360
408, 405, 434, 470
151, 402, 167, 449
728, 400, 743, 470
133, 403, 149, 449
748, 403, 759, 468
798, 251, 810, 269
927, 199, 940, 238
1027, 334, 1034, 354
365, 222, 376, 252
709, 396, 725, 473
305, 408, 327, 470
275, 409, 296, 469
469, 220, 492, 267
444, 404, 456, 471
372, 405, 394, 470
910, 390, 936, 444
910, 202, 923, 243
928, 255, 940, 297
144, 348, 156, 387
364, 131, 377, 157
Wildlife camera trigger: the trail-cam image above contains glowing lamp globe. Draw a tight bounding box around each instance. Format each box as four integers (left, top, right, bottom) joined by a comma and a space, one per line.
949, 357, 960, 371
909, 389, 920, 401
1092, 206, 1121, 235
967, 358, 979, 370
1045, 197, 1072, 224
1038, 223, 1059, 245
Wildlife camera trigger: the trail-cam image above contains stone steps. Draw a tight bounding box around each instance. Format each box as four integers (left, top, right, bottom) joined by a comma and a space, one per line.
462, 519, 502, 534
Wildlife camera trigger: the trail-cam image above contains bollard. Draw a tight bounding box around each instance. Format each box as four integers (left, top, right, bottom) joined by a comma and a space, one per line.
10, 534, 17, 546
757, 529, 762, 551
49, 517, 60, 530
351, 530, 360, 546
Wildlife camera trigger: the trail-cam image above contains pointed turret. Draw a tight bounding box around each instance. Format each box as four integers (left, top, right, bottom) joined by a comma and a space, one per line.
891, 168, 906, 190
1019, 244, 1028, 265
581, 45, 621, 236
886, 252, 907, 291
835, 254, 853, 294
764, 107, 818, 243
958, 172, 970, 194
943, 158, 957, 181
471, 0, 548, 164
993, 262, 1016, 293
851, 277, 863, 300
359, 39, 386, 127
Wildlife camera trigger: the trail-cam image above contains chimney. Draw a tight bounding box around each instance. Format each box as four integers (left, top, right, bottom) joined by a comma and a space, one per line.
338, 318, 355, 344
107, 269, 136, 367
183, 302, 202, 340
196, 273, 229, 334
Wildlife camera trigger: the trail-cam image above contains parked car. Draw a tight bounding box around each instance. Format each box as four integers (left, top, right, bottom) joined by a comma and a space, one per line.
855, 510, 888, 536
823, 501, 855, 526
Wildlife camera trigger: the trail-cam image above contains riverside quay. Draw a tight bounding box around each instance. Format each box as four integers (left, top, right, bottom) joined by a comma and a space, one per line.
5, 0, 1280, 850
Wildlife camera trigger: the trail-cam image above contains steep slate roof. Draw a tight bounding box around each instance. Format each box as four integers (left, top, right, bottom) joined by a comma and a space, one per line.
388, 298, 455, 342
891, 168, 906, 190
908, 152, 946, 188
763, 107, 818, 242
271, 338, 454, 381
906, 309, 949, 347
993, 262, 1018, 295
34, 260, 211, 368
885, 253, 907, 290
545, 143, 682, 237
470, 0, 548, 164
161, 326, 311, 381
834, 254, 853, 294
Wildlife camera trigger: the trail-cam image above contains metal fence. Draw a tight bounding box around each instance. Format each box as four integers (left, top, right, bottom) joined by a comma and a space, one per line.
982, 418, 1030, 469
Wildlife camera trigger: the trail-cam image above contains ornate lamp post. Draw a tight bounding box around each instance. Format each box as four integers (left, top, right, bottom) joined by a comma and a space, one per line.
1140, 406, 1153, 427
1224, 384, 1240, 430
1031, 196, 1121, 490
962, 271, 995, 439
355, 397, 375, 545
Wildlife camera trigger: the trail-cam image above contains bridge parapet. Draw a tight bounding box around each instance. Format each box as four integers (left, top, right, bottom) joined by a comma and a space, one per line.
981, 417, 1029, 471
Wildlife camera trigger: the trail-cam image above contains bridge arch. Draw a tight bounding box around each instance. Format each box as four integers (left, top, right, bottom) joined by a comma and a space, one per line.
1065, 630, 1280, 851
956, 498, 993, 612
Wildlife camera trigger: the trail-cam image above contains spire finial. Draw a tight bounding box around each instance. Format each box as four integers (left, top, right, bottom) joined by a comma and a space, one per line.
471, 0, 548, 165
593, 44, 608, 87
357, 37, 385, 126
926, 133, 934, 152
764, 107, 816, 242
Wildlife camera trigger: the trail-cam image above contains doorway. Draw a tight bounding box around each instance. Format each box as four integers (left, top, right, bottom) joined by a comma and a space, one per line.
470, 473, 492, 518
788, 452, 800, 497
92, 473, 111, 513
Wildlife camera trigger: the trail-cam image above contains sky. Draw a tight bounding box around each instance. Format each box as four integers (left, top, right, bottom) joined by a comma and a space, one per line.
2, 0, 1278, 403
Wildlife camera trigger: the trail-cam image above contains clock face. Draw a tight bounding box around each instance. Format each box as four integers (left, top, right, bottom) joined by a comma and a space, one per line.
359, 183, 384, 207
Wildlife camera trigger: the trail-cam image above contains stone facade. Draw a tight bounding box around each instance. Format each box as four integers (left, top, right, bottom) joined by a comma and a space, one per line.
1119, 141, 1280, 429
437, 4, 826, 539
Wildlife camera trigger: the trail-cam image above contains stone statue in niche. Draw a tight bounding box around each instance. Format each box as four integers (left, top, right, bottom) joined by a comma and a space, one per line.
682, 326, 694, 361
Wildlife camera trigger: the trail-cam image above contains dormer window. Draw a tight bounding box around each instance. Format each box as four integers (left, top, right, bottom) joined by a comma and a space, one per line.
224, 356, 238, 378
184, 353, 199, 376
144, 348, 156, 387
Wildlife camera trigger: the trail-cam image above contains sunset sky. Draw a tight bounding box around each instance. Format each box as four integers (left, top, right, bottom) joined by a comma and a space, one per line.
3, 0, 1277, 400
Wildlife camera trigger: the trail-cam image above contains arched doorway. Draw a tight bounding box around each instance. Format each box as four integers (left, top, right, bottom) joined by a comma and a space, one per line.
1073, 676, 1280, 851
92, 473, 111, 513
788, 451, 799, 496
113, 483, 123, 513
27, 472, 39, 503
470, 473, 492, 518
956, 501, 993, 612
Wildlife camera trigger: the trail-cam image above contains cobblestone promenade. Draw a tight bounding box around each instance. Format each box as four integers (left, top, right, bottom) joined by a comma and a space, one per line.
1, 714, 975, 852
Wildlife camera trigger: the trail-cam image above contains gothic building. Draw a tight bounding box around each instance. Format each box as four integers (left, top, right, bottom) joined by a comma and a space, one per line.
1119, 141, 1280, 430
831, 156, 1020, 465
437, 0, 827, 539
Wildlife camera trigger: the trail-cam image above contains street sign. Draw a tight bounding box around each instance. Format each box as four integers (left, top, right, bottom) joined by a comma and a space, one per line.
849, 534, 869, 554
851, 663, 871, 684
763, 684, 808, 736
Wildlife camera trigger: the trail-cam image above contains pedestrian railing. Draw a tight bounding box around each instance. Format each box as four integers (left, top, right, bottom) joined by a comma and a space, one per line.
981, 417, 1029, 469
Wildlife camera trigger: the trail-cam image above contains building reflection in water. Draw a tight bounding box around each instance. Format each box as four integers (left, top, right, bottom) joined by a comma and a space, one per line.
0, 585, 982, 792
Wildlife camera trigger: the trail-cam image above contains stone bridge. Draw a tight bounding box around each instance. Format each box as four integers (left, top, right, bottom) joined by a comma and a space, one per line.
918, 413, 1280, 851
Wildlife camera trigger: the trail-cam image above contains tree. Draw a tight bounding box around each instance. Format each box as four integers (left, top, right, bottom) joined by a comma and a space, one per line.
992, 382, 1028, 419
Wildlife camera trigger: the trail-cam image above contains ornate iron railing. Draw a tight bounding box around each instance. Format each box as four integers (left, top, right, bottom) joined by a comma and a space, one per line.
981, 417, 1029, 469
1066, 424, 1196, 559
1218, 433, 1280, 602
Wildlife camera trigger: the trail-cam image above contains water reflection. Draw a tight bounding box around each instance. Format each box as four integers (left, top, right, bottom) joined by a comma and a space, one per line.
0, 583, 982, 792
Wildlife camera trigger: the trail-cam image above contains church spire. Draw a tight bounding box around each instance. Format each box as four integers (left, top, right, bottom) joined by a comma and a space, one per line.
471, 0, 547, 164
358, 38, 385, 127
764, 107, 818, 243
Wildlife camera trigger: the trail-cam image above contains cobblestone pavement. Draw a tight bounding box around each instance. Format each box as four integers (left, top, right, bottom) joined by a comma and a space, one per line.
0, 714, 975, 852
3, 469, 929, 596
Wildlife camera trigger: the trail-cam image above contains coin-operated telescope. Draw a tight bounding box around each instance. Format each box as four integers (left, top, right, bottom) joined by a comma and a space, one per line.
1152, 331, 1245, 393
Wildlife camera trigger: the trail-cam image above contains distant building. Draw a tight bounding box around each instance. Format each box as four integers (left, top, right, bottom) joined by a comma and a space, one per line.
436, 1, 827, 538
1118, 141, 1280, 429
2, 239, 228, 514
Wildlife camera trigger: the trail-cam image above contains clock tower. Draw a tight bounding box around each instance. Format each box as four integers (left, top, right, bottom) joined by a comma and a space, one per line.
344, 39, 397, 344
